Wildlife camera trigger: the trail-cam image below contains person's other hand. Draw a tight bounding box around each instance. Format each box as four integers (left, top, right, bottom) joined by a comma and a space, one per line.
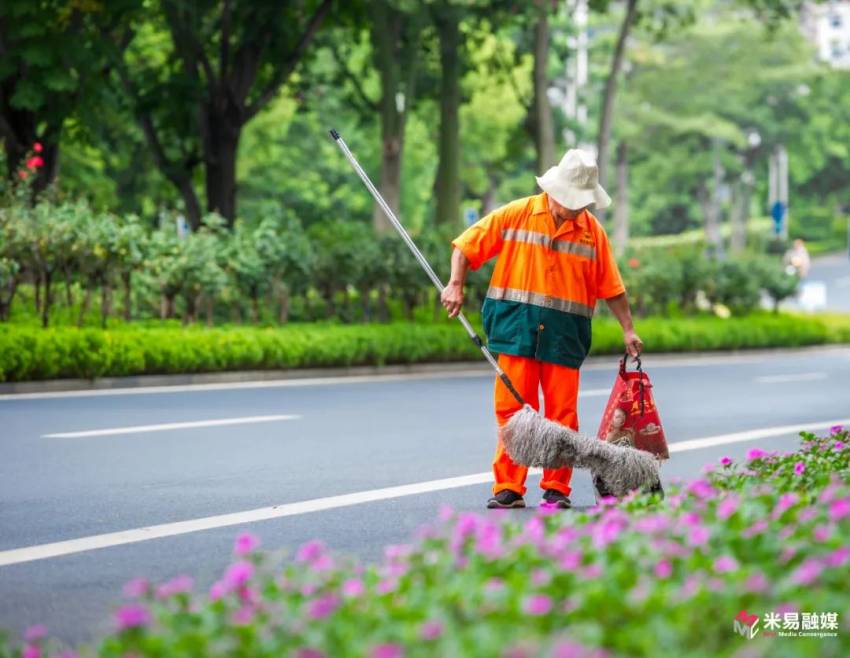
624, 329, 643, 358
441, 282, 464, 319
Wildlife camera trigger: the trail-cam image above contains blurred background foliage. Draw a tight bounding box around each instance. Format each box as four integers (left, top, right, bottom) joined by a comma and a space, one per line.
1, 0, 847, 329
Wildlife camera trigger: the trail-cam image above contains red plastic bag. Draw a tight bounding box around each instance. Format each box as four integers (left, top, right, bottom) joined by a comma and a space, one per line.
596, 353, 669, 460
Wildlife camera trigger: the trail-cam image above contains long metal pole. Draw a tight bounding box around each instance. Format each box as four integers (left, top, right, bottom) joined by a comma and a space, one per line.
329, 128, 526, 406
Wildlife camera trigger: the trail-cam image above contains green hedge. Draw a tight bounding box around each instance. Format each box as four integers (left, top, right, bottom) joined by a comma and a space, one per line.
2, 313, 850, 382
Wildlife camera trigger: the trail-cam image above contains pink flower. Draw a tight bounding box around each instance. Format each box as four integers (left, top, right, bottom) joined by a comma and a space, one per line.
720, 456, 733, 466
531, 569, 551, 586
23, 645, 40, 658
582, 564, 602, 578
742, 519, 768, 538
311, 554, 335, 572
55, 652, 78, 658
825, 546, 850, 567
33, 142, 43, 153
376, 578, 397, 594
26, 156, 44, 170
122, 578, 149, 599
774, 492, 799, 518
654, 559, 672, 578
209, 581, 226, 601
829, 498, 850, 521
830, 425, 844, 435
746, 448, 769, 461
687, 479, 715, 500
155, 575, 193, 599
813, 524, 832, 542
308, 594, 339, 620
232, 604, 255, 625
686, 525, 711, 547
23, 625, 48, 642
223, 560, 254, 590
234, 532, 260, 555
559, 551, 582, 571
634, 515, 669, 533
239, 586, 260, 606
717, 494, 739, 520
523, 594, 553, 615
713, 555, 739, 573
342, 578, 365, 598
115, 604, 151, 630
835, 441, 845, 451
297, 539, 326, 563
794, 462, 806, 476
790, 558, 822, 585
484, 577, 505, 592
420, 620, 443, 640
371, 644, 404, 658
591, 520, 624, 548
438, 504, 454, 522
745, 572, 769, 593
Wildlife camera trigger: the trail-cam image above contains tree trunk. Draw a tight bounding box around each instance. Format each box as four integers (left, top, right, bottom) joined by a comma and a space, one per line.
278, 283, 290, 324
250, 291, 259, 324
596, 0, 638, 222
370, 1, 415, 234
63, 270, 74, 307
433, 6, 461, 226
78, 285, 93, 327
41, 271, 52, 328
0, 278, 18, 321
122, 271, 133, 321
205, 293, 215, 326
177, 177, 203, 231
360, 286, 371, 322
100, 282, 112, 329
613, 141, 629, 256
202, 107, 240, 225
377, 284, 389, 323
34, 275, 41, 314
532, 2, 555, 173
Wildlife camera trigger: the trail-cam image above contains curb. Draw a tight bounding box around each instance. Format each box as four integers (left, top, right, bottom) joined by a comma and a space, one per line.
1, 344, 848, 396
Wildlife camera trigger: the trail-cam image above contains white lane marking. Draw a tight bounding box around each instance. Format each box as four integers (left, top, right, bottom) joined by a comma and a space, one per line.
1, 371, 494, 401
42, 415, 300, 438
755, 372, 828, 384
580, 389, 609, 397
2, 417, 848, 567
667, 418, 850, 453
3, 347, 849, 401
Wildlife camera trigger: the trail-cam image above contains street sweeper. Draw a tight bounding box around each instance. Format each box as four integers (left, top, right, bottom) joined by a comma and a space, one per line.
330, 130, 662, 509
441, 149, 644, 510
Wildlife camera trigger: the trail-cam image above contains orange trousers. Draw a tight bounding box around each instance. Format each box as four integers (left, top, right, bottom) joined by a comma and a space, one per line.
493, 353, 579, 497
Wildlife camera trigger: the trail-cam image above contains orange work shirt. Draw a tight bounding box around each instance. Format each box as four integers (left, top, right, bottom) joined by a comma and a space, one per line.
451, 192, 625, 368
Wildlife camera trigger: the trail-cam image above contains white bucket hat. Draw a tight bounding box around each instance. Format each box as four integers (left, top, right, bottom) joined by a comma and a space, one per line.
535, 148, 611, 210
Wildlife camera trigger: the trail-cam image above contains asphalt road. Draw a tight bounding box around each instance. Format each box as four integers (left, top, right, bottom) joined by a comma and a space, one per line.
778, 251, 850, 312
2, 346, 850, 645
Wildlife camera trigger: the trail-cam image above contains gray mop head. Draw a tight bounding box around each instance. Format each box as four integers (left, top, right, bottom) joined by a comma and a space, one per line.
501, 404, 661, 499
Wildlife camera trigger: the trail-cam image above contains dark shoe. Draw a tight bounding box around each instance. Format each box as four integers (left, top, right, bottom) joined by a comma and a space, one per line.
487, 489, 526, 509
541, 489, 572, 509
592, 473, 616, 502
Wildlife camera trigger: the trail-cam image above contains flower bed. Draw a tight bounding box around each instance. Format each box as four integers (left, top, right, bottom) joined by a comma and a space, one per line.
2, 428, 849, 658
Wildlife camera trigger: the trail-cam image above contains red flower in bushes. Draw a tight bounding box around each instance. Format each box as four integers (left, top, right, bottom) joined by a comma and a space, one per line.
33, 142, 43, 153
26, 156, 44, 170
18, 170, 28, 180
628, 257, 641, 269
